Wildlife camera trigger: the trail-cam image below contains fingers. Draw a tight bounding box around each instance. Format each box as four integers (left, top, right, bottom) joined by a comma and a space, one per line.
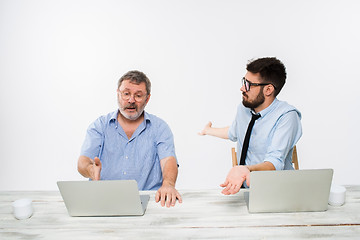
170, 193, 177, 207
93, 157, 101, 180
220, 175, 245, 195
160, 191, 166, 207
222, 181, 233, 194
155, 189, 168, 207
155, 187, 182, 208
94, 157, 101, 167
168, 191, 183, 207
155, 190, 160, 203
93, 167, 100, 180
220, 180, 229, 188
245, 174, 251, 186
198, 129, 206, 136
165, 191, 181, 207
176, 192, 183, 204
232, 184, 241, 194
198, 121, 212, 136
220, 165, 250, 195
221, 183, 241, 195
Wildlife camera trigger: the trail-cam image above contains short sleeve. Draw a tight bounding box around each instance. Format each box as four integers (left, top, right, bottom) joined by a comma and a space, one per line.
155, 121, 177, 163
80, 117, 106, 159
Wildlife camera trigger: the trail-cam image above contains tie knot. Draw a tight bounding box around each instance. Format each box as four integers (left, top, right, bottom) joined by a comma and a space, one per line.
252, 113, 261, 121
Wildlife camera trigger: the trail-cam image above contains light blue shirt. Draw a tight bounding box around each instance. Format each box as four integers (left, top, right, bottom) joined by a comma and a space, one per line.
228, 98, 302, 170
80, 110, 177, 190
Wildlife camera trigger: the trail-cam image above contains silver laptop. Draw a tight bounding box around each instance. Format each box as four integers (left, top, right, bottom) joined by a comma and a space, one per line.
244, 169, 333, 213
57, 180, 150, 216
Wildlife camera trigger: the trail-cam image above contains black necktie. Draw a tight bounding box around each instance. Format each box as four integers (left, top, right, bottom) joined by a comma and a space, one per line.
239, 113, 261, 166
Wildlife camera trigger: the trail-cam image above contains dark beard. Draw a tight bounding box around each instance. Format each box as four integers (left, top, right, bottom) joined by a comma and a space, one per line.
242, 90, 265, 109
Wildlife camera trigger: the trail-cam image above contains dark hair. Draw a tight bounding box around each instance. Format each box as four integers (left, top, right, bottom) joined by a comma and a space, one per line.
246, 57, 286, 96
118, 70, 151, 95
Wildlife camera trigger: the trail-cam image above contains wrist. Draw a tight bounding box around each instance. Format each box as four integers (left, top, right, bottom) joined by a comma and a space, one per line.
162, 180, 175, 187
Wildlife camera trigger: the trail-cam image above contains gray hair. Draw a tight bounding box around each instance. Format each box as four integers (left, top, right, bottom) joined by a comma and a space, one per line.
117, 70, 151, 95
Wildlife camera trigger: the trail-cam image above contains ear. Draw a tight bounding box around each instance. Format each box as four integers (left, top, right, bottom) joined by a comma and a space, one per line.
263, 85, 275, 97
145, 94, 151, 104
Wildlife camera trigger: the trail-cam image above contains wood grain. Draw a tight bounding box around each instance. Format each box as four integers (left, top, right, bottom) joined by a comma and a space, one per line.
1, 186, 359, 239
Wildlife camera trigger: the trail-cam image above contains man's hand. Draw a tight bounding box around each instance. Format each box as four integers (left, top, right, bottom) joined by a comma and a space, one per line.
155, 183, 182, 208
78, 155, 102, 180
198, 122, 229, 139
87, 157, 102, 180
198, 122, 212, 136
220, 166, 250, 195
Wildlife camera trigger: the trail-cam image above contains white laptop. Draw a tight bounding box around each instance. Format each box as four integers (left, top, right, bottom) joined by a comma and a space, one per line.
57, 180, 150, 216
244, 169, 333, 213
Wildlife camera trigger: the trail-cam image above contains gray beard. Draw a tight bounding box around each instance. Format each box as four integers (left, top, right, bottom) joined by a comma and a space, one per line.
117, 94, 146, 120
119, 107, 144, 120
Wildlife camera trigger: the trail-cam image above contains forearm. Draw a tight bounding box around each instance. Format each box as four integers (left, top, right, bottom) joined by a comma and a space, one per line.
77, 155, 93, 178
160, 156, 178, 186
247, 161, 275, 172
156, 156, 182, 207
206, 126, 230, 139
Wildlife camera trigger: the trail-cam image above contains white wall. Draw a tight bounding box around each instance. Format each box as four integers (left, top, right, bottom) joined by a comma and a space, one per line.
1, 0, 359, 191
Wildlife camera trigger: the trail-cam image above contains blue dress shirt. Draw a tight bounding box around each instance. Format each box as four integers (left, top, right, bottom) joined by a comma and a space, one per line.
228, 99, 302, 170
80, 110, 177, 190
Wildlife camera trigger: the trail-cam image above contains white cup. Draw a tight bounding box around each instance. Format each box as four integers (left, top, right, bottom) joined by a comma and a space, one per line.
12, 198, 33, 220
328, 185, 346, 206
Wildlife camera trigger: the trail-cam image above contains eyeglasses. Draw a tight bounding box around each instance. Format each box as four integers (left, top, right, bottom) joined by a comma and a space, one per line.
119, 91, 147, 102
242, 77, 276, 92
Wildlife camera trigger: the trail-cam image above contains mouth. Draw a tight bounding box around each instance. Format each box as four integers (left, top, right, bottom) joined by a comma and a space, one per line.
124, 104, 137, 112
125, 107, 136, 112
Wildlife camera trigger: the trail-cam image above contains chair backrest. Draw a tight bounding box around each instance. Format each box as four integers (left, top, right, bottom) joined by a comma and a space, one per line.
231, 146, 299, 170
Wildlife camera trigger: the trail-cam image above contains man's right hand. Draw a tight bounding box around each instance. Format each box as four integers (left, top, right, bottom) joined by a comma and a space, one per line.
198, 122, 212, 136
87, 157, 102, 180
198, 122, 229, 139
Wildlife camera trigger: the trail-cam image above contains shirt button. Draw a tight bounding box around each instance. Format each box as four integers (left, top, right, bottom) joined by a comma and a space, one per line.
125, 156, 128, 159
123, 171, 127, 175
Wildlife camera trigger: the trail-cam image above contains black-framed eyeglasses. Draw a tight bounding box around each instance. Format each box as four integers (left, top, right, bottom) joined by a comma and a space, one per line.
242, 77, 276, 92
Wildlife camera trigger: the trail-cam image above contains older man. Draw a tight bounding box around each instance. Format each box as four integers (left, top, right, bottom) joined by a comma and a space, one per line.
78, 70, 182, 207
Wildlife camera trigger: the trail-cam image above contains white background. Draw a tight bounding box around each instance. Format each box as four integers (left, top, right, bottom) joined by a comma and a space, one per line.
1, 0, 359, 191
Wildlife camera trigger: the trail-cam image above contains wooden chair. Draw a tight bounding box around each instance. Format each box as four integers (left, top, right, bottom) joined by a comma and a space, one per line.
231, 145, 299, 170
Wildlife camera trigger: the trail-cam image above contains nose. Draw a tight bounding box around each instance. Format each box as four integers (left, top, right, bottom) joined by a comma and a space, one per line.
240, 84, 246, 92
128, 95, 136, 103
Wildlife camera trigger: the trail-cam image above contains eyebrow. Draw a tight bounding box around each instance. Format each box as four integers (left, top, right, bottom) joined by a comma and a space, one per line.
120, 88, 145, 94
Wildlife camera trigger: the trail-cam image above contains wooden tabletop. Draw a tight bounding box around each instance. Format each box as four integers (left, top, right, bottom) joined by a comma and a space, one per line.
1, 186, 360, 239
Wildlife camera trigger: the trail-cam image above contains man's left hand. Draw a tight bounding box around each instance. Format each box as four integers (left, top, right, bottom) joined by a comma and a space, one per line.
220, 165, 250, 195
155, 184, 182, 208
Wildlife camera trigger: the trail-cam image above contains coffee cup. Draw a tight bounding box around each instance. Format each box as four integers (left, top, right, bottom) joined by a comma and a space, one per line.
12, 198, 33, 220
328, 185, 346, 206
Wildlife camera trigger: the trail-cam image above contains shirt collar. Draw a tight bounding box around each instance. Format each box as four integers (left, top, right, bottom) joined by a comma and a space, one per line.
250, 98, 279, 118
110, 110, 118, 122
109, 110, 151, 124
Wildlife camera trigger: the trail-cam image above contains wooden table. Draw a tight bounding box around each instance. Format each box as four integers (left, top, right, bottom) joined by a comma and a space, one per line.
1, 186, 360, 239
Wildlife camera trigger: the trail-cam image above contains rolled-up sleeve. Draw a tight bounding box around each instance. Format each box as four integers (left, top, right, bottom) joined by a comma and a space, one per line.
228, 119, 238, 142
263, 110, 302, 170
